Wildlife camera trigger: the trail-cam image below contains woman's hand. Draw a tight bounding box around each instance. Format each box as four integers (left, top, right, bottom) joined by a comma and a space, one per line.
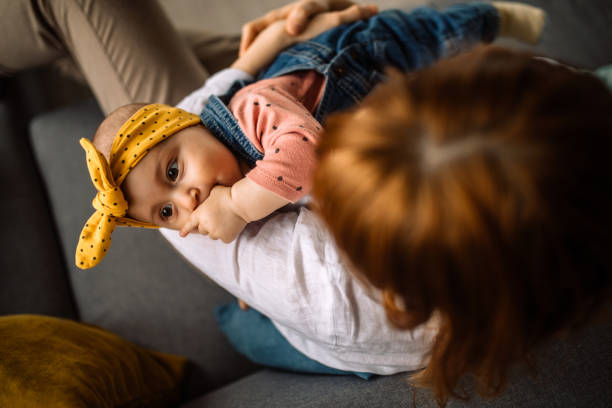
238, 298, 250, 310
231, 3, 377, 76
240, 0, 373, 56
289, 3, 377, 43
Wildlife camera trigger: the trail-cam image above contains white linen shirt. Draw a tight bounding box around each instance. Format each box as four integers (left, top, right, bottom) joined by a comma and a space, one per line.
169, 70, 437, 375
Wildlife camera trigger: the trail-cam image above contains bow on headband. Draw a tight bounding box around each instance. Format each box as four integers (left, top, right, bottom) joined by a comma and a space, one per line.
76, 104, 201, 269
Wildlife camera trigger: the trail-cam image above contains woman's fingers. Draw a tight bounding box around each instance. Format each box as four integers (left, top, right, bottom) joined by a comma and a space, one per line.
238, 298, 250, 310
240, 18, 269, 57
290, 3, 378, 43
240, 4, 294, 56
240, 0, 359, 55
285, 0, 328, 35
335, 4, 378, 24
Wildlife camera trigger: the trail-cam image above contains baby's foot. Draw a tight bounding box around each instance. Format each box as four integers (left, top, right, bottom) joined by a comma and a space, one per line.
493, 2, 546, 45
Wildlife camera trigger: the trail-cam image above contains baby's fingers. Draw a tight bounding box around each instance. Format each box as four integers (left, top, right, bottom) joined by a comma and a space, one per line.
179, 217, 200, 237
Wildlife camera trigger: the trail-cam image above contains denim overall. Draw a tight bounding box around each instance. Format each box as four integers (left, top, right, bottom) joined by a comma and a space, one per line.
199, 3, 499, 166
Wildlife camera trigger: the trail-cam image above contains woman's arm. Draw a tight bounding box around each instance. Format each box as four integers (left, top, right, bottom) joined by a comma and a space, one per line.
176, 3, 377, 114
175, 68, 254, 114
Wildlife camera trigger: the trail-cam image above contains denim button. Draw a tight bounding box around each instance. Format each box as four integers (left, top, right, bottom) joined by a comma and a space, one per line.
333, 66, 345, 76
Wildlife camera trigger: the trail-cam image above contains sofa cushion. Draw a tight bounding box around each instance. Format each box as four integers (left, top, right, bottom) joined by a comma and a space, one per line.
29, 99, 258, 399
0, 314, 185, 408
182, 369, 418, 408
184, 321, 612, 407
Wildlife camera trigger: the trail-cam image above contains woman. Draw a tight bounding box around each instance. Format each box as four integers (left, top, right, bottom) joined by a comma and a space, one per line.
7, 0, 609, 404
314, 45, 612, 404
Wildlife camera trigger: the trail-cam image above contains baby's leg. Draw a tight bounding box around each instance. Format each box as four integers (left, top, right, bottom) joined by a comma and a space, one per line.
351, 4, 503, 72
0, 0, 207, 114
493, 2, 546, 45
346, 3, 544, 73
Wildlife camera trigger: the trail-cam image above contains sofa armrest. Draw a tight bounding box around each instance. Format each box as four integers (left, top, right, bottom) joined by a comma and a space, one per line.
0, 97, 76, 319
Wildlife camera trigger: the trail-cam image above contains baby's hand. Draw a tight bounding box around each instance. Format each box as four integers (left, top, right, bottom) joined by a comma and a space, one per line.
179, 185, 247, 243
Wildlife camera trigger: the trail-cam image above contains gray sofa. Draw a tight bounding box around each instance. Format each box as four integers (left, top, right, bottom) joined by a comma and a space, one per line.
1, 1, 611, 406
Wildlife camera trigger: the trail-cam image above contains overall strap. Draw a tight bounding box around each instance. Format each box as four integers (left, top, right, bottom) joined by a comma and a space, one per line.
200, 93, 264, 167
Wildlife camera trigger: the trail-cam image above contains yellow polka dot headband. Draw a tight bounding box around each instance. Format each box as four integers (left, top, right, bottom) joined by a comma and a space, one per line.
76, 104, 201, 270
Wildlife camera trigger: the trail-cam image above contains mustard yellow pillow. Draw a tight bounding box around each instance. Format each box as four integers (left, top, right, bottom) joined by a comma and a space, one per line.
0, 314, 186, 408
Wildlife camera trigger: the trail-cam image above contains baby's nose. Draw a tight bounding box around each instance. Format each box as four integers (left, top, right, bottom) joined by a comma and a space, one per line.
178, 188, 200, 212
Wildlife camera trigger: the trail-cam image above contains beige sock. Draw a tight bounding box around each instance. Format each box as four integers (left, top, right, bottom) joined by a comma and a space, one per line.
492, 2, 546, 45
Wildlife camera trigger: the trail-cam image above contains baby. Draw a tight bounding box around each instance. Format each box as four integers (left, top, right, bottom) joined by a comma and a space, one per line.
77, 2, 545, 269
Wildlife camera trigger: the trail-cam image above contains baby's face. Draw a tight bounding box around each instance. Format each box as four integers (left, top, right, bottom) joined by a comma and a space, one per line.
122, 125, 242, 230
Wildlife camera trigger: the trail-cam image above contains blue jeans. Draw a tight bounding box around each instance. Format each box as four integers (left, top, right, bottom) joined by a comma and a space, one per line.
214, 302, 373, 379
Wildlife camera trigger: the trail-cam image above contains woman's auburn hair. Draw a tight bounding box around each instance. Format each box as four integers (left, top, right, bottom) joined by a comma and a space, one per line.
314, 46, 612, 405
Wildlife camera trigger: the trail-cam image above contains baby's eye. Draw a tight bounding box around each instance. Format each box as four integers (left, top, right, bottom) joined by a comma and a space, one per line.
167, 160, 179, 181
160, 204, 173, 220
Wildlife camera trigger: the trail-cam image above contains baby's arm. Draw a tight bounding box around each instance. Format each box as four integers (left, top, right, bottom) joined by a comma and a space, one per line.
230, 178, 290, 223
